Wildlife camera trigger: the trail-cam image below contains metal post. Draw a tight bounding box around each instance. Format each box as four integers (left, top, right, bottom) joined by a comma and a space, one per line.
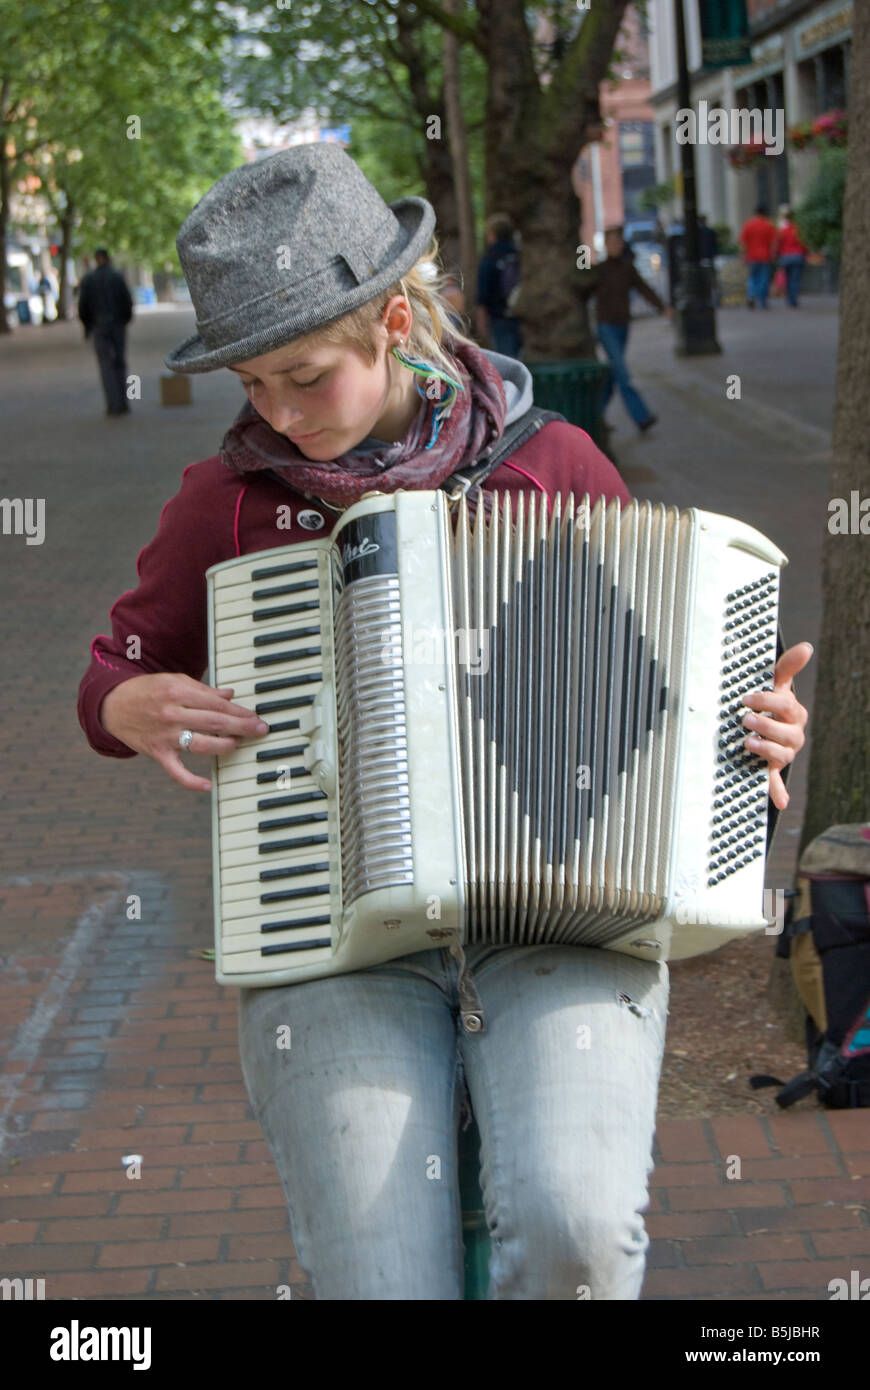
673, 0, 721, 354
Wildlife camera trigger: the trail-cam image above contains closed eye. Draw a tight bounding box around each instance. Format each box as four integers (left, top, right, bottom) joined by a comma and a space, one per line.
239, 373, 325, 391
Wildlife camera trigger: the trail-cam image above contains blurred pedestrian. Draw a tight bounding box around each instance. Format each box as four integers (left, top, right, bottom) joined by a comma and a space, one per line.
581, 225, 671, 434
697, 214, 718, 263
476, 214, 522, 359
774, 206, 808, 308
739, 205, 777, 309
77, 248, 134, 415
38, 268, 58, 323
698, 214, 719, 307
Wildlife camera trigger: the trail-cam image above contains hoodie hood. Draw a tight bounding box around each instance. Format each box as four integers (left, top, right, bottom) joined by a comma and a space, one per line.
481, 347, 533, 427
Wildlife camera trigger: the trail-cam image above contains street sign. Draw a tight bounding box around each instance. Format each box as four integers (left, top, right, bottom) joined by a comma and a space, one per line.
698, 0, 752, 71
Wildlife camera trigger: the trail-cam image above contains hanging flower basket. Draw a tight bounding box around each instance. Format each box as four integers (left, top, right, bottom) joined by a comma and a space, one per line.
811, 109, 848, 145
788, 109, 848, 150
727, 137, 773, 170
788, 122, 814, 150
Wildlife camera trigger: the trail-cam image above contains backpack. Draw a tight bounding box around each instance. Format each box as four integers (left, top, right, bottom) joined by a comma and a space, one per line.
494, 248, 521, 318
750, 823, 870, 1108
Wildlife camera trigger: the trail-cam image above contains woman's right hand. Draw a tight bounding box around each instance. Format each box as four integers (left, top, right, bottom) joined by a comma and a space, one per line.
99, 673, 270, 792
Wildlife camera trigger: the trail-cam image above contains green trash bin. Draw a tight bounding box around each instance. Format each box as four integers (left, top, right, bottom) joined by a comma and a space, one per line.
459, 1114, 490, 1299
527, 358, 610, 447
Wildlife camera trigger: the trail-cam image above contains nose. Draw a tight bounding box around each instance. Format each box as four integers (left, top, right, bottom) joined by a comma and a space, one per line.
262, 388, 307, 434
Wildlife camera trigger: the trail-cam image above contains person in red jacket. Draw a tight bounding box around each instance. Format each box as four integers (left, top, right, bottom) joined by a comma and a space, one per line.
77, 147, 810, 1301
739, 204, 778, 309
774, 205, 809, 308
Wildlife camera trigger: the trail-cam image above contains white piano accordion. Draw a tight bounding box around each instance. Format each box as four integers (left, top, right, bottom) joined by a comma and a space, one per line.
206, 490, 787, 988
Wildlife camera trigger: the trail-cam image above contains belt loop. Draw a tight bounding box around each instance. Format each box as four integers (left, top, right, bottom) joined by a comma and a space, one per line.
447, 937, 486, 1034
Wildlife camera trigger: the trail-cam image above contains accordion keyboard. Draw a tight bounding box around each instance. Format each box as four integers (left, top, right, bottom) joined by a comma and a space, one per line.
209, 544, 340, 982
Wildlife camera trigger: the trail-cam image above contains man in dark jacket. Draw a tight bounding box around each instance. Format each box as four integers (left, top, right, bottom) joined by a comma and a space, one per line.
78, 249, 134, 415
580, 226, 670, 433
476, 214, 522, 359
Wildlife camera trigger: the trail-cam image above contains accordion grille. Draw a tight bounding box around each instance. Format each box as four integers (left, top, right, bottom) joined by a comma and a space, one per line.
334, 574, 414, 903
448, 492, 775, 947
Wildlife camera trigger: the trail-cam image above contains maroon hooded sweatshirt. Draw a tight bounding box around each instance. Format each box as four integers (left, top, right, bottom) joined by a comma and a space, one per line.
77, 421, 631, 759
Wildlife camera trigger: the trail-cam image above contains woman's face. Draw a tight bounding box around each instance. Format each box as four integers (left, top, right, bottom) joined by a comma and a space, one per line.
228, 298, 415, 459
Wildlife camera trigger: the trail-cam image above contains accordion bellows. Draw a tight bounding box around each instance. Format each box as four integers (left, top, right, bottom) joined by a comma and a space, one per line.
207, 490, 787, 988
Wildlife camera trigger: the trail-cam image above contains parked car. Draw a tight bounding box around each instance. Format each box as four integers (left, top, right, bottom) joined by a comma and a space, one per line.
624, 218, 665, 249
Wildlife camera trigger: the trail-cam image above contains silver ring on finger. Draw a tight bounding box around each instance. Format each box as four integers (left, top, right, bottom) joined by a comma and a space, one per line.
178, 729, 194, 751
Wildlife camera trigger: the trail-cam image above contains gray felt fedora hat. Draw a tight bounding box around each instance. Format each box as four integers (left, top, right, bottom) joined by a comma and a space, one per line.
165, 143, 436, 373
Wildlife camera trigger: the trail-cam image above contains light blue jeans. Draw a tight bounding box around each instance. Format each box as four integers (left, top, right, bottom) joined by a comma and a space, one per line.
238, 941, 669, 1300
778, 253, 805, 306
746, 260, 772, 307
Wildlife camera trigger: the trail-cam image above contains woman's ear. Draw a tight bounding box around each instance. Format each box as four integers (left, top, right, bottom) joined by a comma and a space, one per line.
381, 294, 413, 346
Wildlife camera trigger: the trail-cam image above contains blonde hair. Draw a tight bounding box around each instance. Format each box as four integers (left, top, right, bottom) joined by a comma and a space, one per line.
306, 236, 477, 380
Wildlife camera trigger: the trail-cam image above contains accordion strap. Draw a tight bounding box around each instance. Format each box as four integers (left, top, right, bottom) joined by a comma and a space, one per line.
440, 405, 566, 503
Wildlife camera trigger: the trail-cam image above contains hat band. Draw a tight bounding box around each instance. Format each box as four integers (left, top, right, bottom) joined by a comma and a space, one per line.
196, 254, 381, 351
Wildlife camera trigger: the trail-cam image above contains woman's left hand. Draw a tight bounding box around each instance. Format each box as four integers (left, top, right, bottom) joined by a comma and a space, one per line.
740, 642, 813, 811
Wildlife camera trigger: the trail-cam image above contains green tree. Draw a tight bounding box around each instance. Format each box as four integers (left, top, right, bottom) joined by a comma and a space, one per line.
794, 146, 847, 260
417, 0, 632, 357
229, 1, 487, 281
232, 2, 632, 356
2, 0, 240, 324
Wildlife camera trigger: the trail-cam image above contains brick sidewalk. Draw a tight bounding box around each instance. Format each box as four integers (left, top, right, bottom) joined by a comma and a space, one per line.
646, 1113, 870, 1300
0, 875, 311, 1300
2, 874, 868, 1300
1, 304, 866, 1301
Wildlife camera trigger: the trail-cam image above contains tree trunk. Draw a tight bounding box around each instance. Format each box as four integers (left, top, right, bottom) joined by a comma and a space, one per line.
395, 8, 460, 272
799, 0, 870, 854
442, 0, 478, 303
422, 97, 461, 274
57, 201, 75, 321
475, 0, 629, 360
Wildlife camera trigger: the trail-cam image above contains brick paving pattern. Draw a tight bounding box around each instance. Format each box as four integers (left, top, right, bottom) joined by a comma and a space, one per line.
1, 303, 866, 1300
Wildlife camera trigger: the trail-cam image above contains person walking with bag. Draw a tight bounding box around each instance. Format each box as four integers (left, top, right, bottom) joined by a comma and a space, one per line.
77, 248, 134, 415
77, 146, 811, 1300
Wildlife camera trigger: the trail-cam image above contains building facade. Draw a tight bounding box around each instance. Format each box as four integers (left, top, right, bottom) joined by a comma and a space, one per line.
648, 0, 852, 235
